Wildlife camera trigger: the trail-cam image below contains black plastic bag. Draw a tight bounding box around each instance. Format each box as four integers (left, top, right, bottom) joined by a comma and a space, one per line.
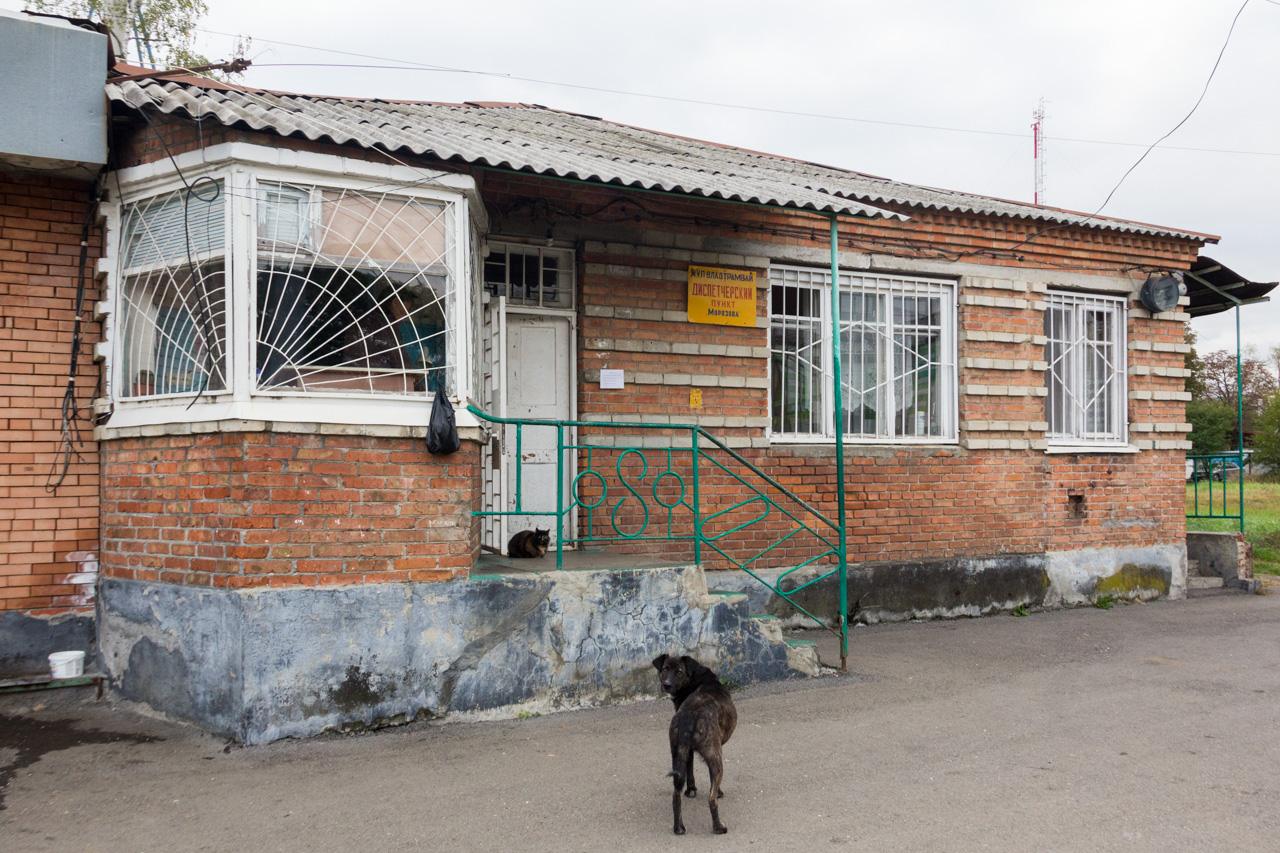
426, 392, 460, 455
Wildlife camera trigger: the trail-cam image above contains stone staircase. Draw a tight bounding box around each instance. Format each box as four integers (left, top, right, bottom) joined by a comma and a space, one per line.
705, 587, 824, 678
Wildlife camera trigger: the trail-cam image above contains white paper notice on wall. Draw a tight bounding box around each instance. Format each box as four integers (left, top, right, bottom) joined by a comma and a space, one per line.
599, 369, 625, 389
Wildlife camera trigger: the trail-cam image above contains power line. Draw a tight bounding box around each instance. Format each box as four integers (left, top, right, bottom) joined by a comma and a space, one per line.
1088, 0, 1251, 215
999, 0, 1251, 255
199, 29, 1280, 159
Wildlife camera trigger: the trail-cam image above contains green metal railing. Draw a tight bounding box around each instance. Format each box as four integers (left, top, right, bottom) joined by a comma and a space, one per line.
1184, 268, 1248, 534
1187, 452, 1245, 532
469, 405, 849, 668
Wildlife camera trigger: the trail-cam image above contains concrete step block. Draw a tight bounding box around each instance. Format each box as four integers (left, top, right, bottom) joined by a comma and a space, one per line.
783, 638, 821, 676
748, 613, 784, 643
1187, 575, 1225, 590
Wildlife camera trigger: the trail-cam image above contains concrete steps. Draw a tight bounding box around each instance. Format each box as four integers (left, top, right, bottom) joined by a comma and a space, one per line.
783, 637, 822, 673
1187, 575, 1225, 590
708, 590, 822, 677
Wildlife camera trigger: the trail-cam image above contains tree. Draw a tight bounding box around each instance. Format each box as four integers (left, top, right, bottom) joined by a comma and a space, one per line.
1196, 349, 1279, 439
27, 0, 210, 69
1251, 393, 1280, 479
1186, 399, 1234, 456
1185, 327, 1207, 399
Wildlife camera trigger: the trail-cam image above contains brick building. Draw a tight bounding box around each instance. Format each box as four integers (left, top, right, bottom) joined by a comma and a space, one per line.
1, 34, 1230, 740
1, 11, 107, 677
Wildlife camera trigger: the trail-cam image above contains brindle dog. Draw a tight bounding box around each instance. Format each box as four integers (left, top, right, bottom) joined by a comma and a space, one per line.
652, 654, 738, 835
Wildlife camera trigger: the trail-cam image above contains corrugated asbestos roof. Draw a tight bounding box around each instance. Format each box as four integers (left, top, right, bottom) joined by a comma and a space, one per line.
105, 77, 1216, 242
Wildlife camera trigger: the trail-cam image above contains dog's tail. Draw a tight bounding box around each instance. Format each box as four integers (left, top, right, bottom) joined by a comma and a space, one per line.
669, 742, 692, 790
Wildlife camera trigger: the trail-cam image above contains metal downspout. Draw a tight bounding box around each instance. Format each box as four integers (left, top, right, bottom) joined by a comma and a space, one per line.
830, 215, 849, 671
1237, 303, 1244, 532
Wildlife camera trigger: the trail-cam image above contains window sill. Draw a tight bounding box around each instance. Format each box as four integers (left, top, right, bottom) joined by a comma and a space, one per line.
769, 436, 960, 449
1044, 444, 1141, 455
97, 394, 480, 438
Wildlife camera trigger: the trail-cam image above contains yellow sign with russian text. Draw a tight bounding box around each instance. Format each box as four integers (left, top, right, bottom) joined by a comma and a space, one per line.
687, 266, 757, 327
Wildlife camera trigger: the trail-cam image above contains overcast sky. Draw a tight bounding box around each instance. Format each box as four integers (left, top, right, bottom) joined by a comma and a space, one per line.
12, 0, 1277, 357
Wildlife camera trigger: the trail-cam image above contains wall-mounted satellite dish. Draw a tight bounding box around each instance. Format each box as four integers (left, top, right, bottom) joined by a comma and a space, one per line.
1139, 272, 1185, 313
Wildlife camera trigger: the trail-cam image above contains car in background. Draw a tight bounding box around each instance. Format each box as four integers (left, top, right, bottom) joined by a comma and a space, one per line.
1187, 458, 1242, 482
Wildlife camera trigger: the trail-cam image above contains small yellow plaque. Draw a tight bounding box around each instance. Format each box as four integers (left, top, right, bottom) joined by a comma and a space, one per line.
689, 388, 702, 409
687, 266, 757, 327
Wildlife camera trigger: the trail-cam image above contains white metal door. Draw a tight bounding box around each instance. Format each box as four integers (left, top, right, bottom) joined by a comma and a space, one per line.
505, 312, 574, 546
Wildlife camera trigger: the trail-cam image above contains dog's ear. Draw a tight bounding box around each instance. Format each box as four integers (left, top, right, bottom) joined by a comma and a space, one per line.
680, 656, 704, 676
651, 653, 669, 671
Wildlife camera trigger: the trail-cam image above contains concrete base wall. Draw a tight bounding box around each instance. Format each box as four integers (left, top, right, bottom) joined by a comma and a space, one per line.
97, 565, 811, 744
0, 609, 95, 678
708, 543, 1184, 627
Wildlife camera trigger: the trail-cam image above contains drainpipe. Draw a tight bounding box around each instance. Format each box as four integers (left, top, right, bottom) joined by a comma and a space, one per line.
830, 215, 848, 671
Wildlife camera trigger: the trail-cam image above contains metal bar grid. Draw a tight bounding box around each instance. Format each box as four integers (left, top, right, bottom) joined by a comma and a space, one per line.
252, 181, 456, 398
1187, 452, 1246, 530
1045, 291, 1127, 445
768, 265, 955, 443
118, 183, 229, 400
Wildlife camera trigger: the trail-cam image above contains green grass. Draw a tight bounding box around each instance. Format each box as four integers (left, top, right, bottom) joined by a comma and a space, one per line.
1186, 479, 1280, 576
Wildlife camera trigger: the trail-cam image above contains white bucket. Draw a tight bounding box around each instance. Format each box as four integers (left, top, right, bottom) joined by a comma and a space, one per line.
49, 650, 85, 680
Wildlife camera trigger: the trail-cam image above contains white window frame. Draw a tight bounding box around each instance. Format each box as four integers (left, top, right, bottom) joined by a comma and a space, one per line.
114, 178, 232, 404
102, 143, 484, 432
483, 240, 576, 311
768, 265, 958, 444
1044, 290, 1128, 448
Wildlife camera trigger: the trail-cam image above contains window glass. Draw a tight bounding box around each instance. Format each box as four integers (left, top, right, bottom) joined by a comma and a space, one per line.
484, 243, 574, 308
254, 183, 453, 396
118, 184, 228, 398
1044, 292, 1126, 444
770, 267, 954, 442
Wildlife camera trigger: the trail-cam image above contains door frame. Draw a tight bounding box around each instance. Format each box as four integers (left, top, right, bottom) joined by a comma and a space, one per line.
501, 304, 578, 549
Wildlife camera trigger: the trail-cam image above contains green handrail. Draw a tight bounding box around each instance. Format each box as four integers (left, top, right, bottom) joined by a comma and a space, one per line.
1187, 452, 1245, 532
467, 404, 849, 667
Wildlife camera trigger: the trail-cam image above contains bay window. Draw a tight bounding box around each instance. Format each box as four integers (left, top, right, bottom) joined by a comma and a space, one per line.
109, 149, 476, 428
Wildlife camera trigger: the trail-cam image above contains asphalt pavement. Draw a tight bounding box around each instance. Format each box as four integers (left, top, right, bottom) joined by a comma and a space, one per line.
3, 585, 1279, 852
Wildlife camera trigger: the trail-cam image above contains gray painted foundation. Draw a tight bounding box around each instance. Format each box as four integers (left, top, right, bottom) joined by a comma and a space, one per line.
97, 565, 816, 745
0, 609, 95, 678
708, 544, 1185, 628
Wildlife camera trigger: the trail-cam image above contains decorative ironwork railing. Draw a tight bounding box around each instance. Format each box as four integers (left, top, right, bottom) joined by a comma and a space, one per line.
1187, 452, 1245, 532
468, 405, 848, 666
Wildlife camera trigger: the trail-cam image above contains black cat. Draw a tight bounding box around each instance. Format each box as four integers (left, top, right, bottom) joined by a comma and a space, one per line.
507, 528, 550, 558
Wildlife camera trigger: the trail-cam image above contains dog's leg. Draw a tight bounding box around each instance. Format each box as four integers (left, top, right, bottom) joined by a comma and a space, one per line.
670, 741, 688, 835
684, 749, 697, 798
672, 782, 685, 835
706, 752, 727, 834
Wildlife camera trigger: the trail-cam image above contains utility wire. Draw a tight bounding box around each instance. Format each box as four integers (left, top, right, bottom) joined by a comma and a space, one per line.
997, 0, 1251, 255
199, 28, 1280, 159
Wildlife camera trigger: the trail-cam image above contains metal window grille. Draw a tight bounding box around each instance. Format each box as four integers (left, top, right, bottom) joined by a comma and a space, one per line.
254, 182, 455, 396
770, 266, 956, 442
118, 183, 228, 399
483, 243, 574, 309
1044, 291, 1127, 444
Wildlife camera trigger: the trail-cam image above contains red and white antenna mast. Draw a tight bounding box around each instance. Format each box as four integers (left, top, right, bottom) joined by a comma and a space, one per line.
1032, 98, 1047, 205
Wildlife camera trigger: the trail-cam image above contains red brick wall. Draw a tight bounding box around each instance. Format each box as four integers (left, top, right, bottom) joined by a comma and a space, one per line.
99, 432, 480, 588
474, 171, 1197, 571
0, 173, 102, 616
